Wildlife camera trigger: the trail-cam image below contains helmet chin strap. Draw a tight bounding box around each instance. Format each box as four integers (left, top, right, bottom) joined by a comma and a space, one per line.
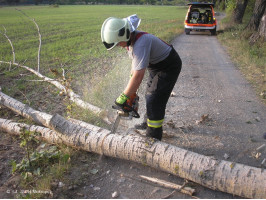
126, 39, 132, 47
126, 31, 135, 47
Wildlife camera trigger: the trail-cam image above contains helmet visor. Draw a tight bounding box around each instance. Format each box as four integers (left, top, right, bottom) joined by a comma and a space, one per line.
103, 41, 115, 50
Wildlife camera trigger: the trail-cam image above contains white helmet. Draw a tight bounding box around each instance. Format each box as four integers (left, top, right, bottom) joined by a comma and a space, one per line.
101, 17, 131, 50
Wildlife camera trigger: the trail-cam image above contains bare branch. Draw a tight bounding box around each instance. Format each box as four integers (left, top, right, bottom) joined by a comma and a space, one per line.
61, 67, 66, 81
139, 175, 194, 196
33, 18, 42, 72
0, 61, 106, 119
17, 89, 31, 105
162, 181, 187, 199
0, 26, 15, 65
17, 79, 46, 82
15, 8, 42, 72
0, 60, 66, 92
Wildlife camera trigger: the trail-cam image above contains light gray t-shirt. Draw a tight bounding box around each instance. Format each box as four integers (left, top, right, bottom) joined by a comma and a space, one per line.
129, 31, 172, 71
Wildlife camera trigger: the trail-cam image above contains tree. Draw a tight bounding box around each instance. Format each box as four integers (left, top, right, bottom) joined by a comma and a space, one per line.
245, 0, 266, 44
257, 10, 266, 38
249, 8, 266, 44
246, 0, 266, 31
231, 0, 249, 24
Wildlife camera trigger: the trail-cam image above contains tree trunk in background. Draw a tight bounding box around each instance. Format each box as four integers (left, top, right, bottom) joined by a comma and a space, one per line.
249, 8, 266, 44
231, 0, 249, 24
0, 91, 266, 199
246, 0, 266, 31
258, 11, 266, 38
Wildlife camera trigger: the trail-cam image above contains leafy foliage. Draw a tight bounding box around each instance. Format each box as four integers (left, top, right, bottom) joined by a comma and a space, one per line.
11, 144, 70, 179
11, 127, 70, 180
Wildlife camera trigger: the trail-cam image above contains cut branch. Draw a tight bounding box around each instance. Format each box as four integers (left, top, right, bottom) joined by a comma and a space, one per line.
15, 8, 41, 72
0, 26, 15, 64
0, 91, 265, 199
0, 61, 109, 123
139, 175, 194, 196
33, 18, 41, 73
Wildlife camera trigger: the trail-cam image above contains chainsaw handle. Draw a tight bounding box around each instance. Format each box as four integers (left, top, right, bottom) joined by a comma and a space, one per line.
122, 103, 140, 118
112, 104, 140, 118
130, 107, 140, 118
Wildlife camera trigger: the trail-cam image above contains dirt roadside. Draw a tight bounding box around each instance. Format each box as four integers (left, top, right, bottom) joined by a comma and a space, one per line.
1, 16, 265, 199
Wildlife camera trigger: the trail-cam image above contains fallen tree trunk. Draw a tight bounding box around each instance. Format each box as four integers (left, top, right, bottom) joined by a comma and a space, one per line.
0, 118, 63, 145
0, 92, 265, 199
0, 91, 52, 127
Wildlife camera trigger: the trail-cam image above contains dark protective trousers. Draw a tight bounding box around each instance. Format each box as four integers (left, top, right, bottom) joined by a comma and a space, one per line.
145, 47, 182, 140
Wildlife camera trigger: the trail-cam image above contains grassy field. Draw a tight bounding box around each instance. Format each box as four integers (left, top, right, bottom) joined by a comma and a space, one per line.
0, 5, 187, 110
0, 5, 186, 70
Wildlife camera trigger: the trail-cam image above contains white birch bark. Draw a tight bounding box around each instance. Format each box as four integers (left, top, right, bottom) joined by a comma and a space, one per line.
0, 118, 63, 144
0, 91, 52, 127
0, 91, 265, 199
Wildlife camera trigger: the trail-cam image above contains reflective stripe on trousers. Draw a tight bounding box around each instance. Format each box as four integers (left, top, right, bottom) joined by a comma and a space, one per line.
147, 119, 164, 128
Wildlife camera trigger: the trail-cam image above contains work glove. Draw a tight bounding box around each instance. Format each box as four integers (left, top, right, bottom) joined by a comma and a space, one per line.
115, 93, 129, 109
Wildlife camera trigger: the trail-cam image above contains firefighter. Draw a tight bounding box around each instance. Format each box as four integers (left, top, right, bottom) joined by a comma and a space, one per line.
101, 15, 182, 141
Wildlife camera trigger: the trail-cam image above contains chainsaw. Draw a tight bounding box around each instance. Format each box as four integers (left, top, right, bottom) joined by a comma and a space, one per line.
110, 93, 140, 134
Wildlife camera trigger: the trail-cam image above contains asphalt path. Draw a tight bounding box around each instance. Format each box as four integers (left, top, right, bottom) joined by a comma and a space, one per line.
92, 31, 266, 199
167, 31, 266, 167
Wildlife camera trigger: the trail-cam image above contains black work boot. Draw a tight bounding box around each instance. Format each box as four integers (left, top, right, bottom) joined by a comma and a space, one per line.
134, 122, 147, 130
134, 114, 147, 130
146, 126, 162, 141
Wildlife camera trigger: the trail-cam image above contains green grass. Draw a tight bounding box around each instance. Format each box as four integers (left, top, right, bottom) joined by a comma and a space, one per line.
0, 5, 186, 71
0, 5, 187, 111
